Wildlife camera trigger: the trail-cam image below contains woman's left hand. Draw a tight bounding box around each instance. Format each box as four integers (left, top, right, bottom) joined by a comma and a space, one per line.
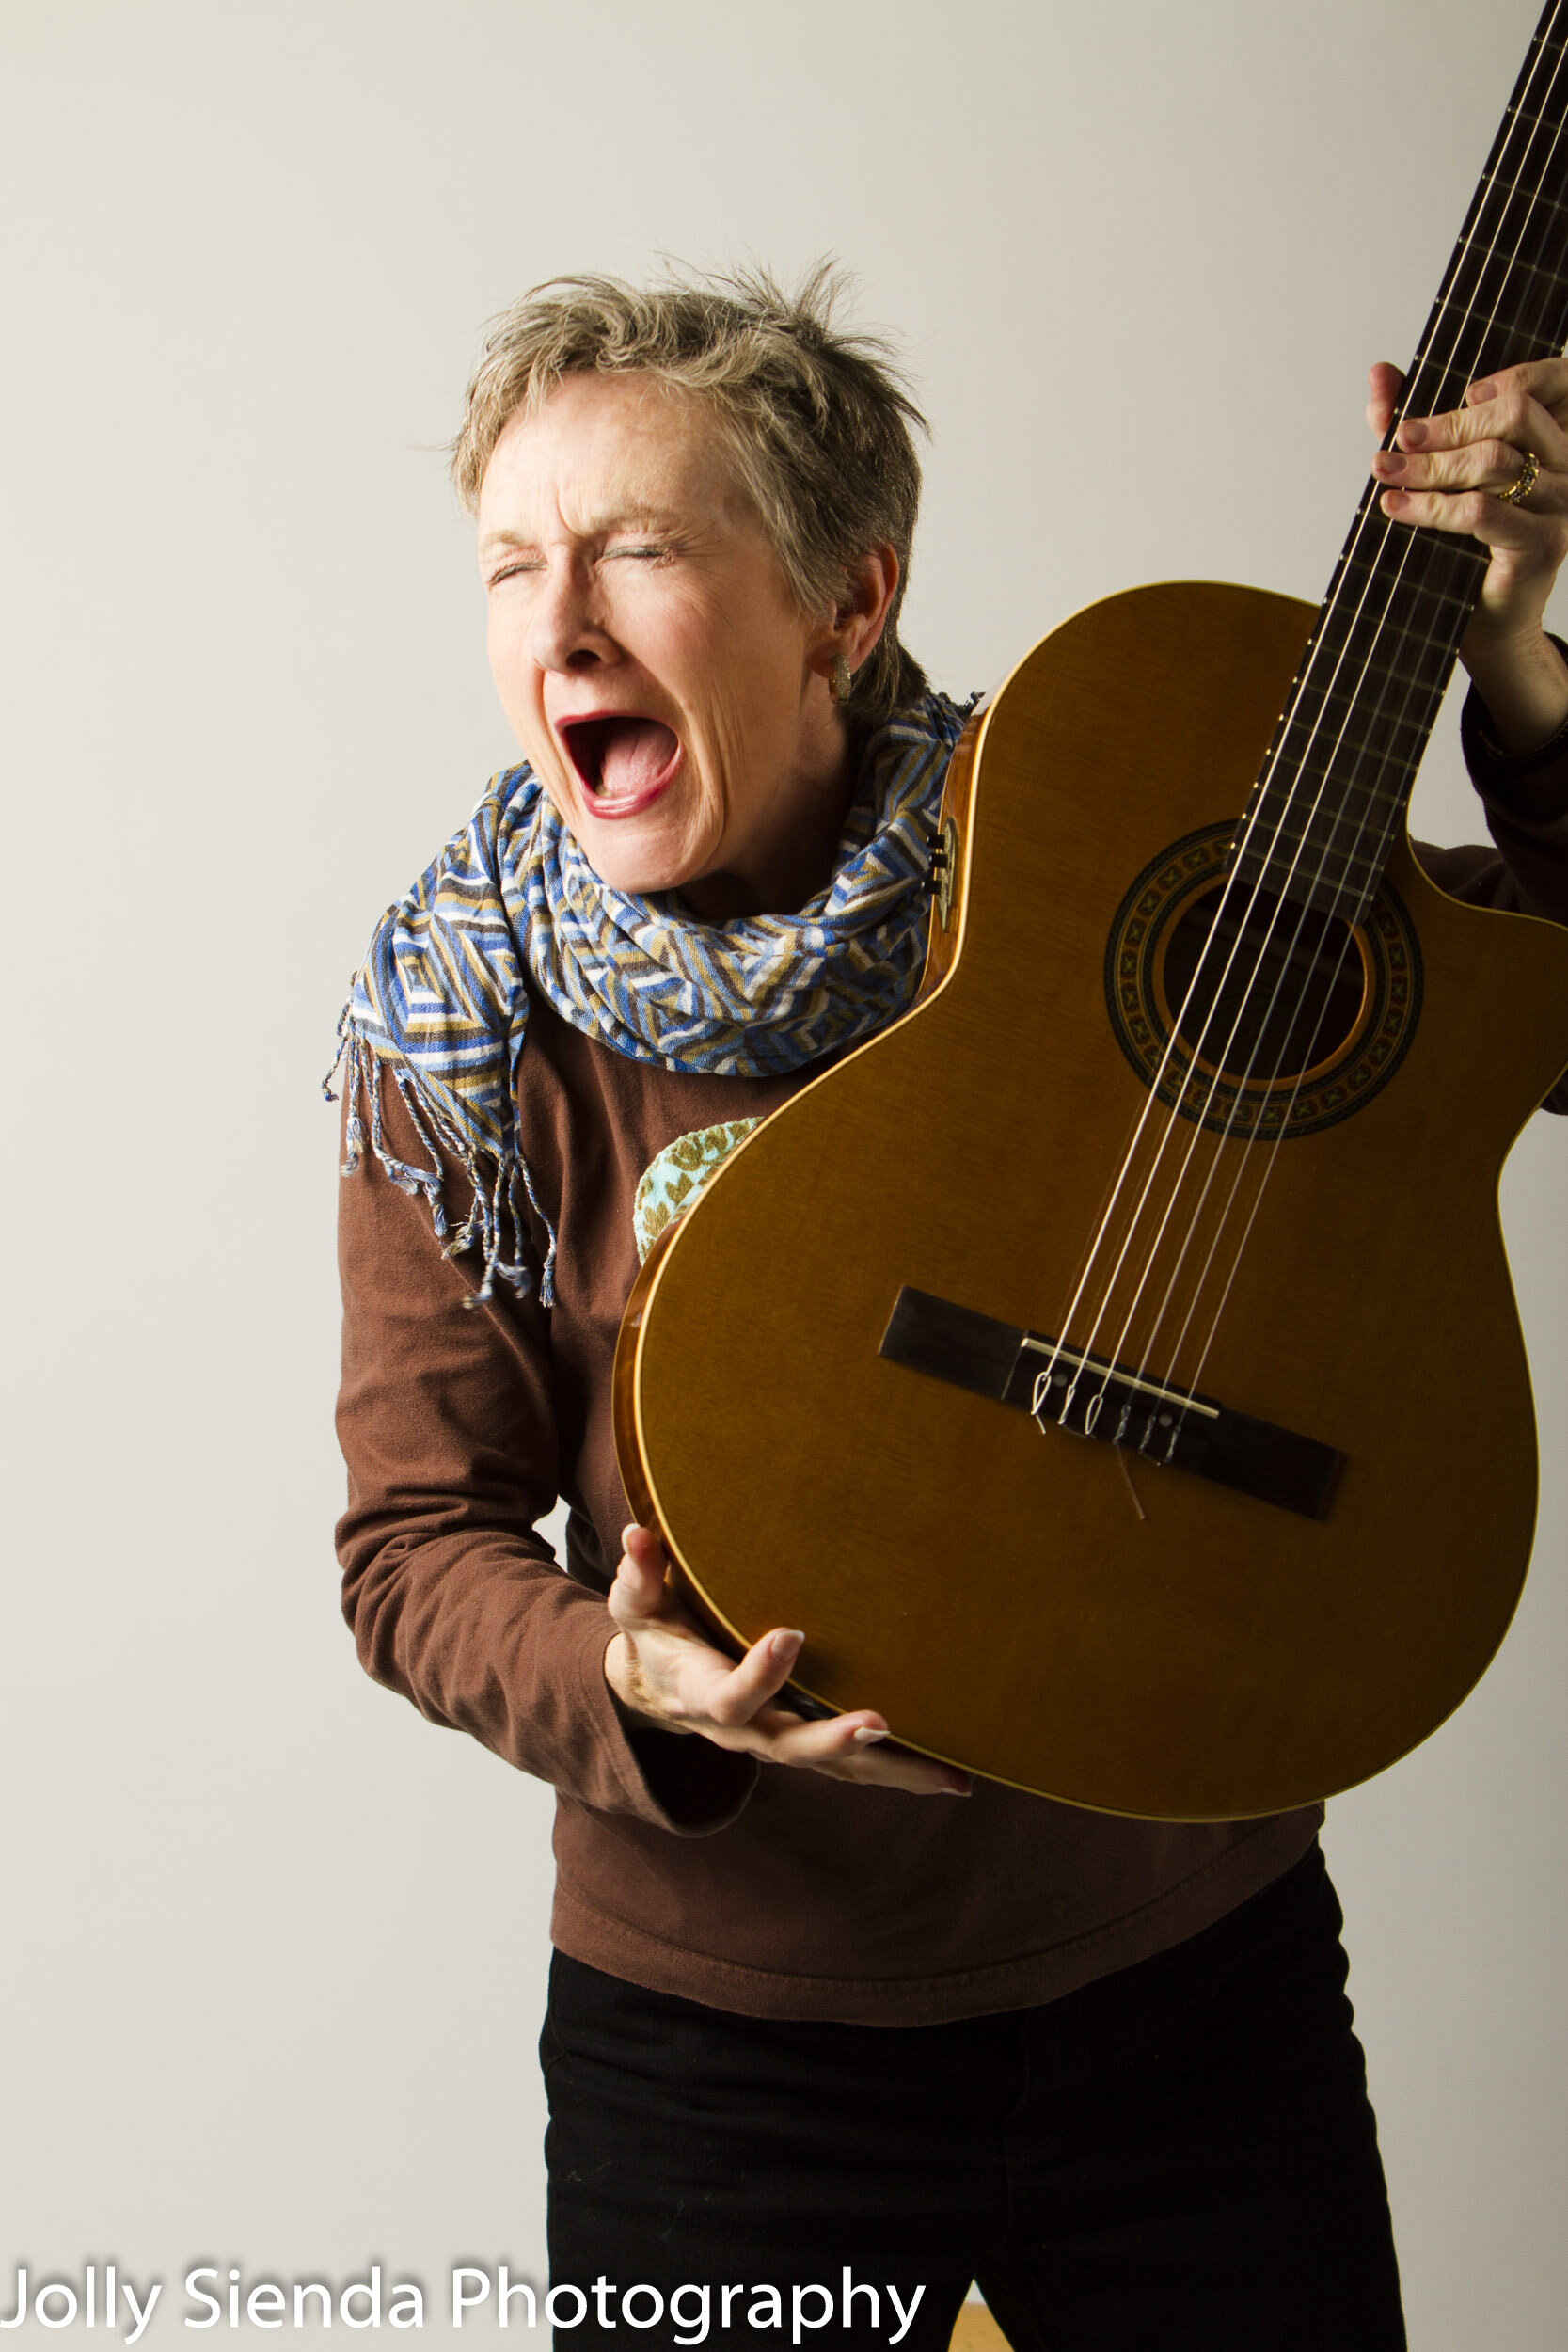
1369, 356, 1568, 751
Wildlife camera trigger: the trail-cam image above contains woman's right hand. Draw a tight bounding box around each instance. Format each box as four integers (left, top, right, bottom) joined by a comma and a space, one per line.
604, 1524, 972, 1795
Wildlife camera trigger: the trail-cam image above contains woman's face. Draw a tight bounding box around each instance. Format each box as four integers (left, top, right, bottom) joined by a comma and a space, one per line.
477, 373, 882, 917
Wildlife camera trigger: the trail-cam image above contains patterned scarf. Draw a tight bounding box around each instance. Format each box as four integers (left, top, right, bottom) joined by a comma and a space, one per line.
329, 690, 971, 1304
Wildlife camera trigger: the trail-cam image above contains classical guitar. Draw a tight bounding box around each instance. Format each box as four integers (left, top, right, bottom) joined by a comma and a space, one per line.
614, 3, 1568, 1820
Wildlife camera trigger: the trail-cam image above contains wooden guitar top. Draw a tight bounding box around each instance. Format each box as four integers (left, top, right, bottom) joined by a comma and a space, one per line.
616, 582, 1568, 1819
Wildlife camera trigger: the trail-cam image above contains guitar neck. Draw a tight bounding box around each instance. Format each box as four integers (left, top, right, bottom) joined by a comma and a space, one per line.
1233, 0, 1568, 925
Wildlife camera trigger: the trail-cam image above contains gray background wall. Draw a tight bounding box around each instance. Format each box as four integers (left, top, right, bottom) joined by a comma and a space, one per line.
3, 1, 1563, 2344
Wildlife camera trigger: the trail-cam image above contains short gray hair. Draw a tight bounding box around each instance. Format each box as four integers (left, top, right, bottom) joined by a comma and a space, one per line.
451, 264, 928, 727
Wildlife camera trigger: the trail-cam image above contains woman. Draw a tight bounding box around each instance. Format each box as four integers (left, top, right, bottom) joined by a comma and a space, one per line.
334, 271, 1568, 2349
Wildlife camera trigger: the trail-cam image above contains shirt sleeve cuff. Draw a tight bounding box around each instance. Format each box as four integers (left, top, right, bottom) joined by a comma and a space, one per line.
566, 1601, 760, 1836
1461, 637, 1568, 825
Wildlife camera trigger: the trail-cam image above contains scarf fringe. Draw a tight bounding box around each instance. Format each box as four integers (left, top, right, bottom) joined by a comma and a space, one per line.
324, 1009, 556, 1308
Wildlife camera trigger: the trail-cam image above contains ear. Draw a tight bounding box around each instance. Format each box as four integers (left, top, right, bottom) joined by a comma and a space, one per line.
813, 544, 900, 681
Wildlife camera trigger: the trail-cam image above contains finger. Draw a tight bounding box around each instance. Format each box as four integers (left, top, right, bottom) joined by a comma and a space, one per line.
621, 1520, 667, 1574
745, 1705, 973, 1793
1465, 356, 1568, 421
697, 1625, 809, 1725
609, 1523, 674, 1626
1375, 482, 1568, 568
816, 1753, 974, 1795
1367, 359, 1403, 437
1371, 434, 1566, 502
626, 1613, 814, 1733
1392, 387, 1568, 472
638, 1646, 974, 1790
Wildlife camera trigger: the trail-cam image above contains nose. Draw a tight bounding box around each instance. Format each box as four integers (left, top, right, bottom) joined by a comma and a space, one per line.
527, 552, 615, 675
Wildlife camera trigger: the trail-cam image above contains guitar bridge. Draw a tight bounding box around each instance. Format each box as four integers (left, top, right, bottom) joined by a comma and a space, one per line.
879, 1287, 1344, 1521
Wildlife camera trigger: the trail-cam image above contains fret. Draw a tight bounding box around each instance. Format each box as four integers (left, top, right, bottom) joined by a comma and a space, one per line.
1463, 171, 1568, 241
1325, 542, 1484, 609
1461, 197, 1568, 246
1442, 296, 1568, 349
1434, 249, 1568, 308
1285, 646, 1449, 700
1430, 186, 1568, 292
1424, 278, 1568, 342
1284, 639, 1450, 693
1325, 541, 1477, 603
1231, 832, 1399, 903
1242, 845, 1382, 893
1291, 671, 1456, 737
1397, 364, 1495, 417
1295, 620, 1466, 686
1275, 715, 1433, 777
1403, 326, 1568, 396
1227, 858, 1387, 930
1241, 816, 1399, 873
1285, 660, 1450, 718
1430, 262, 1568, 333
1464, 181, 1568, 239
1241, 812, 1407, 870
1320, 520, 1468, 577
1328, 516, 1485, 582
1430, 223, 1568, 280
1308, 604, 1475, 662
1269, 746, 1425, 806
1490, 101, 1568, 136
1264, 708, 1427, 759
1267, 685, 1448, 778
1305, 600, 1473, 660
1243, 761, 1418, 827
1243, 802, 1414, 871
1261, 636, 1458, 774
1240, 778, 1406, 839
1481, 173, 1568, 222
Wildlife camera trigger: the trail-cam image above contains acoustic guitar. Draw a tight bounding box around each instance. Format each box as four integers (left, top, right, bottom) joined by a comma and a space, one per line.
614, 3, 1568, 1820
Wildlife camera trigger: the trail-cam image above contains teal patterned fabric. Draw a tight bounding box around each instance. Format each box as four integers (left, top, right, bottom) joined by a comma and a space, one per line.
329, 691, 971, 1303
632, 1120, 761, 1264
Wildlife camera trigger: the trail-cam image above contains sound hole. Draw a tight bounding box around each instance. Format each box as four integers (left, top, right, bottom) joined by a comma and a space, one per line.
1162, 885, 1366, 1082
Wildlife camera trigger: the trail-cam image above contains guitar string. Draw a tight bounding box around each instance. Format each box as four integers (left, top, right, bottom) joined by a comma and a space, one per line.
1034, 469, 1479, 1411
1119, 30, 1568, 1431
1026, 103, 1537, 1414
1148, 14, 1568, 1389
1165, 44, 1568, 1423
1129, 605, 1451, 1413
1116, 15, 1568, 1425
1030, 8, 1567, 1436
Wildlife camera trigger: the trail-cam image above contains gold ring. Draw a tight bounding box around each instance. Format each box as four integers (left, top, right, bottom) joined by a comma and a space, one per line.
1497, 449, 1541, 505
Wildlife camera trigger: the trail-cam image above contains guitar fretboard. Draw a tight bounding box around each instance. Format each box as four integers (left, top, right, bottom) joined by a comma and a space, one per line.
1231, 0, 1568, 924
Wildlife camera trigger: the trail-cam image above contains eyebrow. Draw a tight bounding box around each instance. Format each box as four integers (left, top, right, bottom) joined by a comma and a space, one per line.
477, 504, 682, 558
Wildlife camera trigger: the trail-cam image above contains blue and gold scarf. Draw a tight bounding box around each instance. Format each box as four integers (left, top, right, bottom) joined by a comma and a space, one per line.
329, 690, 971, 1303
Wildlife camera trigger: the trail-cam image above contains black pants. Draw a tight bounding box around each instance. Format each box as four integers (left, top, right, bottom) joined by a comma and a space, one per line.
542, 1845, 1405, 2351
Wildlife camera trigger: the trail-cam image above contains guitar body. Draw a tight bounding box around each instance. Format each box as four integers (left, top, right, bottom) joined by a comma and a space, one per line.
616, 582, 1568, 1820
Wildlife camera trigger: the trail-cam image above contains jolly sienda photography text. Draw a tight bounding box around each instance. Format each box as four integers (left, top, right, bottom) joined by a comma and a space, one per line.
0, 2268, 928, 2345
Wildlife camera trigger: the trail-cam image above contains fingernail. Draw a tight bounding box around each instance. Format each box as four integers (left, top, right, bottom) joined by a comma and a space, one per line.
1400, 419, 1428, 448
1469, 377, 1497, 402
770, 1629, 805, 1663
940, 1782, 973, 1797
1372, 451, 1407, 478
851, 1725, 889, 1746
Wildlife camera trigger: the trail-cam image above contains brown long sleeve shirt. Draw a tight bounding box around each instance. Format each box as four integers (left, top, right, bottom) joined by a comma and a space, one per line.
336, 746, 1568, 2025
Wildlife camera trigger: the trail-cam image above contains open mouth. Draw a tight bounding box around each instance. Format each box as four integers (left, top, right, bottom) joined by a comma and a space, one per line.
559, 714, 681, 813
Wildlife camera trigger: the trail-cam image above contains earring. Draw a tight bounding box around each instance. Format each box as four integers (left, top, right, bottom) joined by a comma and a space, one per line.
830, 653, 853, 706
